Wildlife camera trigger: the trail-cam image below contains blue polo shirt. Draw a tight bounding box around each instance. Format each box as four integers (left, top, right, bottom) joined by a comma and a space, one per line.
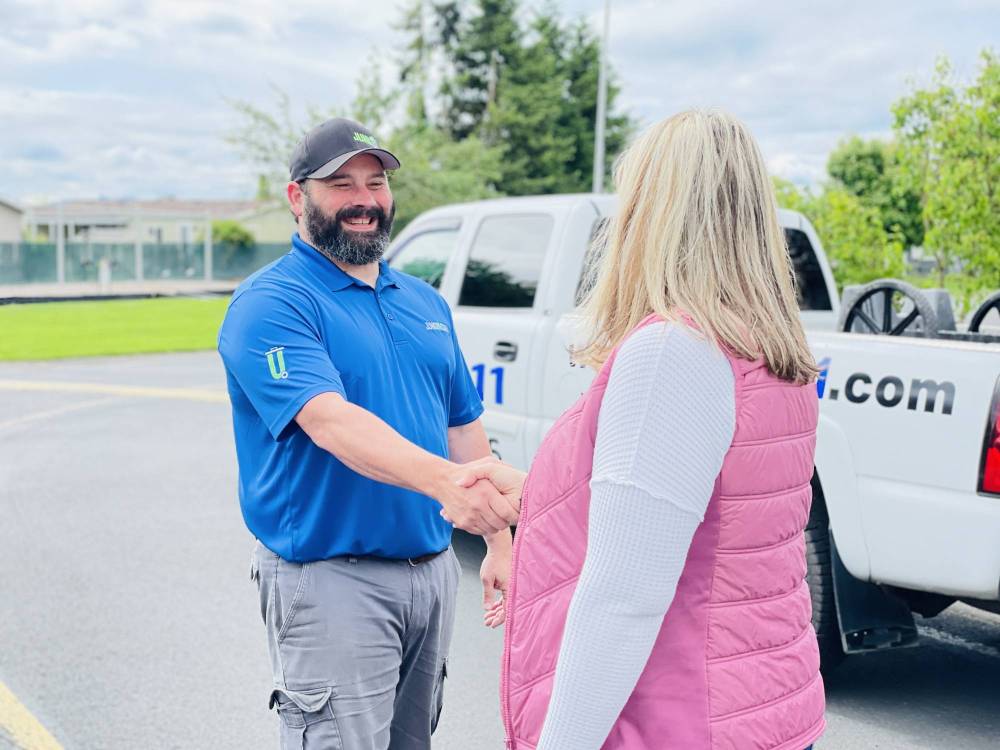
218, 233, 483, 562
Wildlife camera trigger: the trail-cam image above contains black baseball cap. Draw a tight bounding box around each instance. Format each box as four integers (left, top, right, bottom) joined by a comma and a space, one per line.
289, 118, 401, 182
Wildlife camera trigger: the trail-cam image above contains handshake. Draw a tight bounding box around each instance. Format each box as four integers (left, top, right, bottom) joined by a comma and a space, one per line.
435, 456, 528, 536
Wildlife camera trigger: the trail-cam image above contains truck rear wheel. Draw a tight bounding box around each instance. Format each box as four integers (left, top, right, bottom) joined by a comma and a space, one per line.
805, 478, 845, 672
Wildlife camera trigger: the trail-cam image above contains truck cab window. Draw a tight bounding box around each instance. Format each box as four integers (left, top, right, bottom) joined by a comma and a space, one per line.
459, 214, 553, 307
785, 229, 832, 311
388, 228, 459, 289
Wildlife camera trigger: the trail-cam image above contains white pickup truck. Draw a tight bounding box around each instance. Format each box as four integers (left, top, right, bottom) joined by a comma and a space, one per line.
387, 193, 1000, 669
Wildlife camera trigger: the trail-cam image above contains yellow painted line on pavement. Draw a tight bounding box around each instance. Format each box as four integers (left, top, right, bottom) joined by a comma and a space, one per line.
0, 380, 227, 403
0, 680, 63, 750
0, 397, 122, 432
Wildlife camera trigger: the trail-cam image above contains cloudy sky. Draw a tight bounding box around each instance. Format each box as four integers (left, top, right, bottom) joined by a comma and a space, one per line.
2, 0, 997, 207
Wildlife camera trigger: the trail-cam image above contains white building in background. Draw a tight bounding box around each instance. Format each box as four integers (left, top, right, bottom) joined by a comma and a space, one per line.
24, 198, 289, 246
19, 198, 293, 284
0, 198, 23, 243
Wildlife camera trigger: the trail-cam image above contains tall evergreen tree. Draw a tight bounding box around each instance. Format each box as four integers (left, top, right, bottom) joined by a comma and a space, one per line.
436, 0, 523, 140
484, 10, 575, 194
427, 2, 634, 194
228, 0, 635, 218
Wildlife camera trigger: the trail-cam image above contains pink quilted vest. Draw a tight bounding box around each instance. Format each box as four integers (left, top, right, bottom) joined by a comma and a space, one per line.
501, 314, 825, 750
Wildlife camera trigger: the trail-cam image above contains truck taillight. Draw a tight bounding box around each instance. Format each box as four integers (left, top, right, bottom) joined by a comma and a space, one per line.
980, 377, 1000, 496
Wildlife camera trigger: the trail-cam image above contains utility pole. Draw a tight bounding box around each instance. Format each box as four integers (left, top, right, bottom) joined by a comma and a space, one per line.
591, 0, 611, 194
418, 0, 428, 122
486, 49, 500, 108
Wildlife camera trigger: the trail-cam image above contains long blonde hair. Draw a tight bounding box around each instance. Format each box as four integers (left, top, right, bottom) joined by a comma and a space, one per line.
575, 110, 818, 384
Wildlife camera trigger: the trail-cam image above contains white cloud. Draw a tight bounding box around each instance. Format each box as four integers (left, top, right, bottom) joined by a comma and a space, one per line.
1, 0, 997, 204
580, 0, 997, 182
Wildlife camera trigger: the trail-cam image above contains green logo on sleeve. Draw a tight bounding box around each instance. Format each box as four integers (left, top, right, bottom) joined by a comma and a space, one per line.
266, 347, 288, 380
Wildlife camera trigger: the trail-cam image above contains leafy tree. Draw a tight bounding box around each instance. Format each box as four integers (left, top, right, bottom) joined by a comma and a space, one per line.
810, 188, 906, 288
387, 125, 503, 233
211, 220, 257, 275
225, 87, 342, 191
793, 49, 998, 311
827, 136, 923, 249
212, 220, 255, 248
225, 80, 503, 237
892, 50, 1000, 295
351, 52, 395, 134
771, 177, 810, 214
827, 137, 887, 201
348, 44, 507, 234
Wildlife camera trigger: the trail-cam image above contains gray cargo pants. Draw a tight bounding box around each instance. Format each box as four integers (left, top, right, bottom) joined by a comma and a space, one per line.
251, 541, 461, 750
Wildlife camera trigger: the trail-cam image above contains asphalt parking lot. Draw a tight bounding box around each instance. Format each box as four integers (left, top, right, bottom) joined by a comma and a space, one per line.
1, 351, 999, 749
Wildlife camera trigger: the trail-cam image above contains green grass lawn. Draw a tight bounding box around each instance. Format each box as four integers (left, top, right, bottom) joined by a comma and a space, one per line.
0, 296, 232, 361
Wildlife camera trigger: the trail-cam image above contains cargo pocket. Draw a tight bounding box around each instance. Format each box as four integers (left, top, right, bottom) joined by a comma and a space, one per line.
430, 658, 448, 735
270, 687, 341, 750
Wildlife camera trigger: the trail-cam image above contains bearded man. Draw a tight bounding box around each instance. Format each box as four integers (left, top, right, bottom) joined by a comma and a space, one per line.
217, 118, 517, 749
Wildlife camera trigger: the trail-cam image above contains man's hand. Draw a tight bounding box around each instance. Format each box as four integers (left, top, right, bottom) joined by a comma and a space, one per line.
432, 463, 519, 536
452, 457, 527, 518
481, 530, 512, 629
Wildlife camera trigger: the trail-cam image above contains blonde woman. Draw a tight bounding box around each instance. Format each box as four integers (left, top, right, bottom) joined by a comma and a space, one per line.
456, 110, 825, 749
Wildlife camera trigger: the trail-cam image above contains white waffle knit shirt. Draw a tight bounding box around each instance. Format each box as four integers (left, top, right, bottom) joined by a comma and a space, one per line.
535, 321, 736, 750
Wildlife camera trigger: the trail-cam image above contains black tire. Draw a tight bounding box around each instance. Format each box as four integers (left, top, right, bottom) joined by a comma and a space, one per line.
969, 290, 1000, 333
805, 478, 846, 672
839, 278, 939, 337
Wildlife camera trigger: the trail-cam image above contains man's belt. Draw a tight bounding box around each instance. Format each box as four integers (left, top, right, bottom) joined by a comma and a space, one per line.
342, 549, 447, 566
407, 549, 447, 566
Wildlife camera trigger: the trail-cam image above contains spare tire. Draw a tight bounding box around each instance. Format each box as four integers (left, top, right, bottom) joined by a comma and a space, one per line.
969, 290, 1000, 334
839, 279, 938, 337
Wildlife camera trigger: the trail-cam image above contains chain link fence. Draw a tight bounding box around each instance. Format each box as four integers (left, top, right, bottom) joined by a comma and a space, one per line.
0, 242, 289, 285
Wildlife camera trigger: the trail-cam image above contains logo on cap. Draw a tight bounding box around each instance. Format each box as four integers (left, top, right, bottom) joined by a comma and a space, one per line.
353, 132, 378, 148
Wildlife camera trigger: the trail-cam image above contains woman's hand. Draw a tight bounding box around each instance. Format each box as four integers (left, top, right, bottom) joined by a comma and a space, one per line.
449, 457, 526, 627
450, 457, 527, 519
481, 529, 512, 628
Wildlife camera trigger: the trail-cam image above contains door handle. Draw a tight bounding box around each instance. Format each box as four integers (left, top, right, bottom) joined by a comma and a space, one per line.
494, 341, 518, 362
